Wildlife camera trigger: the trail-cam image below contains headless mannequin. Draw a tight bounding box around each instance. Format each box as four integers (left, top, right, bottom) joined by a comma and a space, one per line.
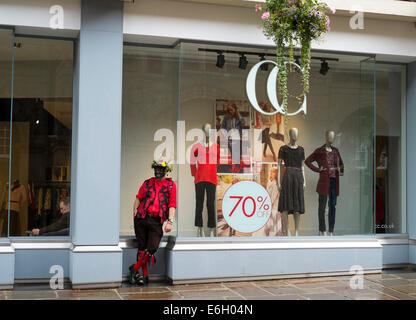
321, 130, 335, 236
277, 128, 306, 236
196, 123, 216, 237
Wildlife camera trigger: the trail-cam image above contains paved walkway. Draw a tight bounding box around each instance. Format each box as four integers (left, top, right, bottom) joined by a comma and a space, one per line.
1, 269, 416, 300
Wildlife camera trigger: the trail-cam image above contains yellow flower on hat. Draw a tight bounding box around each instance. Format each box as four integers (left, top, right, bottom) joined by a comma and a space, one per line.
162, 162, 166, 167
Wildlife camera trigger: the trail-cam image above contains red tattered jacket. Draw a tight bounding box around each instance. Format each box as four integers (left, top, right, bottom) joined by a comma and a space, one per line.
305, 145, 344, 196
136, 177, 177, 223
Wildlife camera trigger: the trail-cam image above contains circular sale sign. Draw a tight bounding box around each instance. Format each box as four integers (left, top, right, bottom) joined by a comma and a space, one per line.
222, 181, 272, 233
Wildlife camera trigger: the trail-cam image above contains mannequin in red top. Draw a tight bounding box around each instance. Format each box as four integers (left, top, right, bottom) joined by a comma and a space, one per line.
190, 124, 220, 237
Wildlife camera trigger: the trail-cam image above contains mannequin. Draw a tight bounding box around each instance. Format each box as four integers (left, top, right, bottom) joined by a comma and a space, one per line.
190, 123, 220, 237
0, 179, 27, 236
277, 128, 306, 236
305, 130, 344, 236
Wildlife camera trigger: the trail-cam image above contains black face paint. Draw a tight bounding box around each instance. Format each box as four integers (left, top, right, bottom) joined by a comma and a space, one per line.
154, 167, 166, 179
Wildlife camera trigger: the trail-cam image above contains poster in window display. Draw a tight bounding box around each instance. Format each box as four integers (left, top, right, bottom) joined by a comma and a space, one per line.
215, 99, 251, 174
216, 166, 286, 237
215, 99, 288, 237
250, 101, 285, 163
252, 163, 286, 236
216, 174, 254, 237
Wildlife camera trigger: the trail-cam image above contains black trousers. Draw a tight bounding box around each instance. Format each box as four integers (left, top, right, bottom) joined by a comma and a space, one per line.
134, 215, 163, 254
318, 178, 337, 233
195, 181, 216, 228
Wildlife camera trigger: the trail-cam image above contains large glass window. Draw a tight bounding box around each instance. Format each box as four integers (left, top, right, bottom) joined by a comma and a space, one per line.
120, 41, 405, 239
375, 63, 406, 234
120, 44, 179, 237
1, 36, 73, 237
0, 28, 13, 238
177, 44, 379, 237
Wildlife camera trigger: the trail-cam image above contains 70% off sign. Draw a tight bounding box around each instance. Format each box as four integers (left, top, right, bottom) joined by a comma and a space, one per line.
222, 181, 272, 233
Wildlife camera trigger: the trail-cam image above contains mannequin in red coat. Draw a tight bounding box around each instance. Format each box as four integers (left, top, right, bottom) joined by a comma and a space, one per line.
305, 131, 344, 236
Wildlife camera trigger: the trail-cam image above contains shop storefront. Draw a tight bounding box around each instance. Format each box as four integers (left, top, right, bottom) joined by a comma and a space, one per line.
0, 0, 415, 289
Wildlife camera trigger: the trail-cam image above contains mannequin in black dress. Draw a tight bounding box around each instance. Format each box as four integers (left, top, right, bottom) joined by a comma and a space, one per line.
277, 128, 306, 236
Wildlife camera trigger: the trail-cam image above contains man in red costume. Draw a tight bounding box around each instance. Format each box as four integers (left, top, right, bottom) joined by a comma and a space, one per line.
129, 160, 177, 285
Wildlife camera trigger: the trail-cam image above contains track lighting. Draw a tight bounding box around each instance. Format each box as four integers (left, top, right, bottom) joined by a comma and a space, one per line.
259, 54, 268, 71
216, 52, 225, 68
239, 54, 248, 70
198, 48, 338, 72
320, 59, 330, 75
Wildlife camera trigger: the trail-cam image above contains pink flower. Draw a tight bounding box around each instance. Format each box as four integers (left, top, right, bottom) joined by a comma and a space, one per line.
262, 12, 270, 20
330, 7, 336, 14
255, 4, 262, 12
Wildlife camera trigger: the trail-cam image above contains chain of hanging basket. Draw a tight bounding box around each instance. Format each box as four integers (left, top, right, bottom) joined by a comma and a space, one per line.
256, 0, 335, 134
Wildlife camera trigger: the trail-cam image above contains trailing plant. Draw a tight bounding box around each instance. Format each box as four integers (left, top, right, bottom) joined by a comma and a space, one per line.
256, 0, 334, 115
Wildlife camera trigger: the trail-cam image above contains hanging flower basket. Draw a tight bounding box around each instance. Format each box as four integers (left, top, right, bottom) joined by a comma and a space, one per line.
256, 0, 334, 115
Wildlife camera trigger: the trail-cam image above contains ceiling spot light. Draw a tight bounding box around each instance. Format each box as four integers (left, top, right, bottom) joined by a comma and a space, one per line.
259, 54, 268, 71
216, 52, 225, 68
320, 59, 330, 75
239, 54, 248, 70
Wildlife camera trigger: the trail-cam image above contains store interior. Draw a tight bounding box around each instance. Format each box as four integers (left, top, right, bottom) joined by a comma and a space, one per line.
0, 32, 73, 237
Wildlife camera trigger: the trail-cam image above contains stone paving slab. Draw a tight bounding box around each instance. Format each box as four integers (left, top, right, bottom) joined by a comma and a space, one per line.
364, 273, 399, 280
290, 280, 347, 289
2, 270, 416, 300
117, 286, 171, 294
252, 279, 290, 286
257, 285, 307, 296
383, 269, 416, 275
224, 296, 246, 300
369, 287, 416, 300
301, 293, 351, 300
56, 289, 121, 300
170, 283, 226, 291
376, 278, 414, 286
6, 290, 58, 300
227, 287, 274, 298
394, 273, 416, 280
389, 285, 416, 294
119, 291, 183, 300
176, 288, 240, 299
222, 281, 259, 289
249, 294, 306, 300
295, 287, 335, 294
353, 295, 397, 300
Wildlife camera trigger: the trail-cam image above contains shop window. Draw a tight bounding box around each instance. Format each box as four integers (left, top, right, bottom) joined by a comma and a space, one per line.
120, 45, 179, 237
0, 29, 13, 238
375, 63, 406, 234
121, 42, 405, 239
0, 36, 73, 237
176, 43, 378, 237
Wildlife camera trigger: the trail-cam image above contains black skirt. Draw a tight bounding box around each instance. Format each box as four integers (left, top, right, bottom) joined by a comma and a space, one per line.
278, 168, 305, 214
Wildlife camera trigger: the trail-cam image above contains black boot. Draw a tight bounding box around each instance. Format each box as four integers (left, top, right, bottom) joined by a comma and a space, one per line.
143, 275, 149, 286
136, 274, 145, 286
128, 265, 140, 285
